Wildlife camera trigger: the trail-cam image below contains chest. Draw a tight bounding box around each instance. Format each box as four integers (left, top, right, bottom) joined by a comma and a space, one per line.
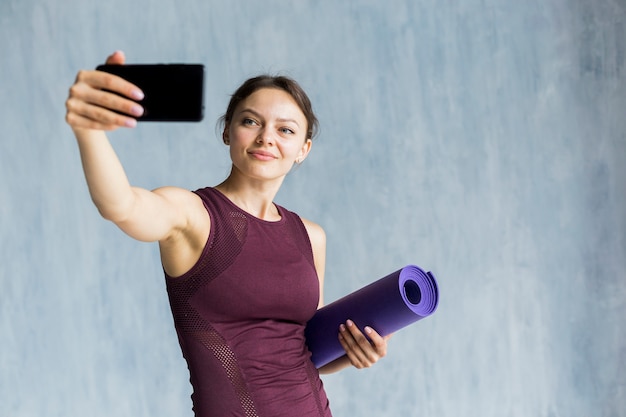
191, 221, 320, 324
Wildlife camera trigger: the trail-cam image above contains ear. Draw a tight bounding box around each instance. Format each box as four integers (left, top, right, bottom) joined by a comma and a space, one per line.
296, 139, 312, 163
222, 124, 230, 145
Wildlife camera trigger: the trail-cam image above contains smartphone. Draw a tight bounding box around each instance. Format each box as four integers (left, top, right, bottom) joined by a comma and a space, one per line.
96, 64, 205, 122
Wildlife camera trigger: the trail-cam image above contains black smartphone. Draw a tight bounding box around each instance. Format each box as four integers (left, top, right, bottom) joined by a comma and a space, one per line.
96, 64, 205, 122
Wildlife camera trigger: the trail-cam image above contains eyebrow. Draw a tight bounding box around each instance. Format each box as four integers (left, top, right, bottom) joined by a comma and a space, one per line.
239, 108, 300, 127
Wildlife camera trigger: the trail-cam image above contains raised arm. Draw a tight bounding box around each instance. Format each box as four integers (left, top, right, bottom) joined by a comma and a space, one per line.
65, 52, 207, 252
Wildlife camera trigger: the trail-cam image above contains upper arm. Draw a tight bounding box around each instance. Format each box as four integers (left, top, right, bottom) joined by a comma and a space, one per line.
301, 217, 326, 308
114, 186, 204, 243
114, 186, 210, 278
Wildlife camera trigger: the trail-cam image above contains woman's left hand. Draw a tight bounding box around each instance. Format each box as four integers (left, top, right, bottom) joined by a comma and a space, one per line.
338, 320, 391, 369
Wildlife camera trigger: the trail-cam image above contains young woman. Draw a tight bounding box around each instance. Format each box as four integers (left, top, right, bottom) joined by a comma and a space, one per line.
65, 51, 389, 417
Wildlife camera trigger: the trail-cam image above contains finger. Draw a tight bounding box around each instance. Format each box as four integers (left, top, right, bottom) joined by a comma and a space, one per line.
345, 320, 375, 351
74, 81, 144, 117
363, 326, 388, 358
68, 76, 143, 120
80, 69, 144, 101
105, 50, 126, 65
65, 110, 134, 131
345, 320, 388, 363
339, 321, 376, 368
66, 93, 138, 130
74, 64, 143, 102
338, 329, 368, 369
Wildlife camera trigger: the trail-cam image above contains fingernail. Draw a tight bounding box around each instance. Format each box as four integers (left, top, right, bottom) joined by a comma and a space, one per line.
346, 320, 353, 327
339, 324, 346, 332
365, 326, 372, 334
130, 104, 144, 117
125, 118, 137, 128
131, 90, 144, 101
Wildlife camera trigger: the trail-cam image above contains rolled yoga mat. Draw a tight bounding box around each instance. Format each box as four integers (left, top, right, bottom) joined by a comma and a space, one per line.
305, 265, 439, 368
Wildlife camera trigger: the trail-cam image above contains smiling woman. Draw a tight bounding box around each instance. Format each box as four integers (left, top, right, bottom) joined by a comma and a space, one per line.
64, 51, 391, 417
221, 88, 312, 188
219, 74, 319, 142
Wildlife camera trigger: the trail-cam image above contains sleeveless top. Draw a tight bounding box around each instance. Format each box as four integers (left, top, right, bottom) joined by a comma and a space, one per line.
165, 187, 332, 417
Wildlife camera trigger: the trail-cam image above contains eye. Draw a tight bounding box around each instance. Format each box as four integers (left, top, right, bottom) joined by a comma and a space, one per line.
242, 117, 257, 126
280, 127, 295, 135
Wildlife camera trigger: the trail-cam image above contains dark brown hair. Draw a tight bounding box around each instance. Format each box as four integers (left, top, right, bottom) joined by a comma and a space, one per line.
219, 75, 319, 141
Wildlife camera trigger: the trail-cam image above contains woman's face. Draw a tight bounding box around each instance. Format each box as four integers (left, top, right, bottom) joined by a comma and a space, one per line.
224, 88, 312, 182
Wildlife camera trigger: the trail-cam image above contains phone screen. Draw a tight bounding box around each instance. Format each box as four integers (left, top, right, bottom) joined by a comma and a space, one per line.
96, 64, 205, 122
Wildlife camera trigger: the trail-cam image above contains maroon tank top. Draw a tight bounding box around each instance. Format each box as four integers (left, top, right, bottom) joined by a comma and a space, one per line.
165, 187, 332, 417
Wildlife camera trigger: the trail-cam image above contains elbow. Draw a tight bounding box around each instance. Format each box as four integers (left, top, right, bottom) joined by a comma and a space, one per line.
92, 196, 135, 224
96, 205, 128, 224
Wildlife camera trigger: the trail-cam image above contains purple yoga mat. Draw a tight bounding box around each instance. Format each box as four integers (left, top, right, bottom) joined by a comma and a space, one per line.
305, 265, 439, 368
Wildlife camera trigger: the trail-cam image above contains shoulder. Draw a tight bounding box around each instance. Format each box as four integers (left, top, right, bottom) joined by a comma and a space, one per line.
155, 186, 211, 277
299, 217, 326, 249
300, 216, 326, 305
153, 186, 206, 215
152, 185, 209, 238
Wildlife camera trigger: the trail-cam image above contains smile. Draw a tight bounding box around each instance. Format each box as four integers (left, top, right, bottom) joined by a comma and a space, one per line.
248, 150, 278, 161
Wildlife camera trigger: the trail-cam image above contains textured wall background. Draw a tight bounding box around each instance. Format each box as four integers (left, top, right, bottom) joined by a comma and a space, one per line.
1, 0, 625, 416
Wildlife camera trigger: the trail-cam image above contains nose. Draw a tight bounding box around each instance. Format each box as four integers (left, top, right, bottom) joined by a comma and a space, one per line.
256, 127, 275, 145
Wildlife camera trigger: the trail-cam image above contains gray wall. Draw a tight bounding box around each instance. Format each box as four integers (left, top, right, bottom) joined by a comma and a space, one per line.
2, 1, 625, 416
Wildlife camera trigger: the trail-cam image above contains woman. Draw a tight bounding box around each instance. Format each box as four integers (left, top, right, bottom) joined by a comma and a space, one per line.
65, 51, 389, 417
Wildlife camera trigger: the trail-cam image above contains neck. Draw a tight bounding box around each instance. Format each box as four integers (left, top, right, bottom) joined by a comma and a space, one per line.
215, 169, 285, 221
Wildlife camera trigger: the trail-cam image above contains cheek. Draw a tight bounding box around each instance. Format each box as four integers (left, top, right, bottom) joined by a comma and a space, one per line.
229, 129, 255, 147
280, 143, 304, 159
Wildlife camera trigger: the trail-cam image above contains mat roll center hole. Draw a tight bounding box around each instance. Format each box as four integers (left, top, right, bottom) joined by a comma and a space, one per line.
403, 280, 422, 305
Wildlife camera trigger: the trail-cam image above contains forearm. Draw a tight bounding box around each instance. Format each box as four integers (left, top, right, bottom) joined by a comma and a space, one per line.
317, 355, 351, 375
74, 128, 136, 221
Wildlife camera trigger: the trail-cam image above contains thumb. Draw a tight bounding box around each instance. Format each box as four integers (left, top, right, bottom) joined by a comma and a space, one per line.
105, 50, 126, 65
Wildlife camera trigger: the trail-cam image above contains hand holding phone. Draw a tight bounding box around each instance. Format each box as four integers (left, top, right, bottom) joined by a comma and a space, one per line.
96, 64, 205, 122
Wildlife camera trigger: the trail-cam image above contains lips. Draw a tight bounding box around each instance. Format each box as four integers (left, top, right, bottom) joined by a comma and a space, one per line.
248, 150, 278, 160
